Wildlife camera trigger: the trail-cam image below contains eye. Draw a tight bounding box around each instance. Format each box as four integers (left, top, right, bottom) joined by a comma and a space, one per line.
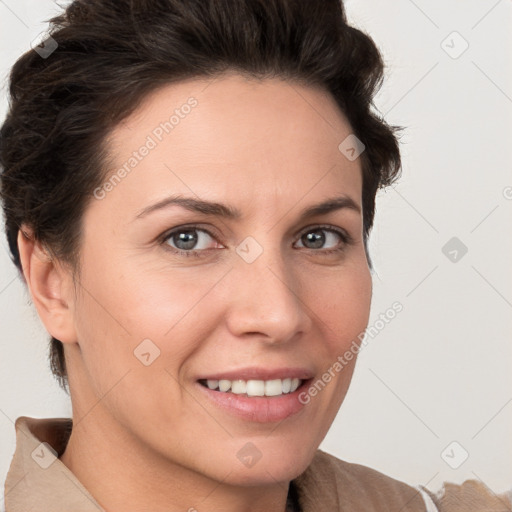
160, 224, 352, 258
294, 226, 351, 253
162, 226, 222, 257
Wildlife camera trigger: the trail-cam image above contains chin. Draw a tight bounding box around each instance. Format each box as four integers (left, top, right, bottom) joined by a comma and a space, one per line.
207, 439, 317, 487
224, 460, 311, 488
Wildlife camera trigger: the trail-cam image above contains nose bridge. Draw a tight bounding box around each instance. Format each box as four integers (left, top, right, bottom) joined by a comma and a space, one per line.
224, 236, 310, 341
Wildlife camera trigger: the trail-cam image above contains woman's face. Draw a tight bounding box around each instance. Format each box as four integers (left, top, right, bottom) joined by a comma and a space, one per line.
68, 73, 372, 485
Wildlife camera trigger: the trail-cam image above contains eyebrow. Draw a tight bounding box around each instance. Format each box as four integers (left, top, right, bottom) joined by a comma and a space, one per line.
135, 194, 361, 222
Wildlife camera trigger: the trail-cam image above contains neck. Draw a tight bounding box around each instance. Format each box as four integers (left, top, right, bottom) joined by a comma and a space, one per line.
60, 400, 292, 512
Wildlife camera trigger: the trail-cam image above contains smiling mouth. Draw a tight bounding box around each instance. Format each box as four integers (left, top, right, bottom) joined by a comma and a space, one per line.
198, 378, 304, 397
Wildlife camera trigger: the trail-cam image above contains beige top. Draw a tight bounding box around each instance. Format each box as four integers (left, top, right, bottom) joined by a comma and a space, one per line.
2, 416, 509, 511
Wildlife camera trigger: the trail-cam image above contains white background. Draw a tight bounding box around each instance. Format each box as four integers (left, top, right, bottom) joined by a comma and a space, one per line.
1, 0, 511, 499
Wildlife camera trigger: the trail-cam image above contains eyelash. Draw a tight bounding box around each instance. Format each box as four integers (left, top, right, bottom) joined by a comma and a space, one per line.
159, 224, 354, 259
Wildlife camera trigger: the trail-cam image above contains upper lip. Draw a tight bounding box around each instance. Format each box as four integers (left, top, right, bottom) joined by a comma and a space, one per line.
197, 367, 314, 382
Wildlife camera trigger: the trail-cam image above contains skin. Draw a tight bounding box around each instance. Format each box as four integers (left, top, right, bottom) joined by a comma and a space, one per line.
18, 72, 372, 512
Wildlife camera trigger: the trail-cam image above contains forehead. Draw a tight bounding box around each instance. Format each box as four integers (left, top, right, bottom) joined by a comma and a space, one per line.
99, 73, 362, 220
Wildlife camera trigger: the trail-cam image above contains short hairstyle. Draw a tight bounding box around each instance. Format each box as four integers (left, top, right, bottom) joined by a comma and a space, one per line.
0, 0, 401, 392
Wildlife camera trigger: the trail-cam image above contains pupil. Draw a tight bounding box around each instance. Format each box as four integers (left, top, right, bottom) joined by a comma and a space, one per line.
304, 230, 324, 249
175, 230, 197, 250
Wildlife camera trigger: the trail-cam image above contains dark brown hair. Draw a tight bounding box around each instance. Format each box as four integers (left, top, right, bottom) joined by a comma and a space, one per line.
0, 0, 401, 392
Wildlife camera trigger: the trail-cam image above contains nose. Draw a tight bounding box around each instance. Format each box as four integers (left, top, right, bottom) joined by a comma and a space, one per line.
223, 244, 312, 344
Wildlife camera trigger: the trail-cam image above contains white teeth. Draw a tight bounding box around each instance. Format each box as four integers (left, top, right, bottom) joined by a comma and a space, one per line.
218, 379, 231, 392
265, 379, 283, 396
290, 378, 300, 392
231, 380, 247, 394
246, 380, 265, 396
204, 378, 303, 396
207, 379, 219, 390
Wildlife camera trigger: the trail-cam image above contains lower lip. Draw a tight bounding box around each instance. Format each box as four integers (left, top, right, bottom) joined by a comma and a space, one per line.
196, 380, 311, 423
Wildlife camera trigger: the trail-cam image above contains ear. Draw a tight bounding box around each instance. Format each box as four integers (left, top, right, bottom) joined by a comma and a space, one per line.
17, 225, 77, 344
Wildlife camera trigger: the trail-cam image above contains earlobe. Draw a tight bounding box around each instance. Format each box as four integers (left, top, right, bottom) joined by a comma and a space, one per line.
17, 226, 77, 344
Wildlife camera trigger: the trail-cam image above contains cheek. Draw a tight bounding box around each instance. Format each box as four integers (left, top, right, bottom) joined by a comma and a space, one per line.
72, 260, 229, 371
313, 260, 372, 351
295, 261, 372, 439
